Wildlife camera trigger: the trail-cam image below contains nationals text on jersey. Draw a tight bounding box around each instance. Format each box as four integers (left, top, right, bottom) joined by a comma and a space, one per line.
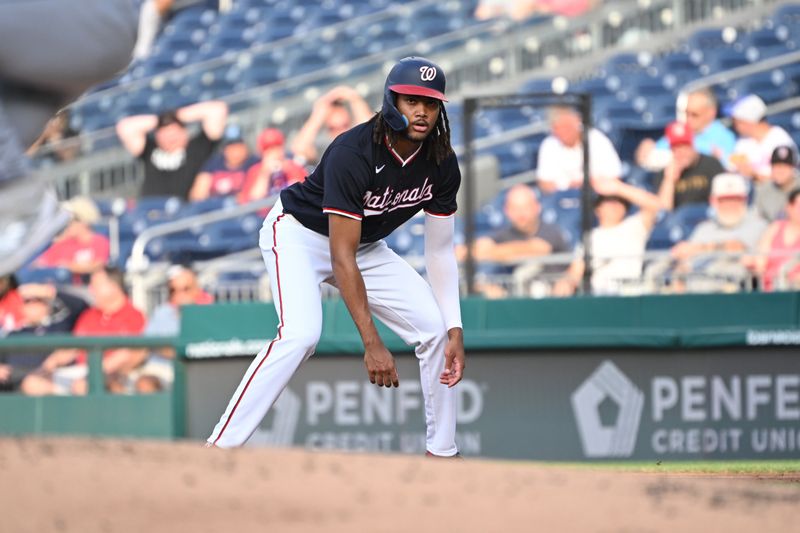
363, 177, 434, 216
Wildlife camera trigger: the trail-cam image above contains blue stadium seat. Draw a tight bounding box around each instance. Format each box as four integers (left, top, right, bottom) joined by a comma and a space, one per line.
686, 27, 741, 52
771, 4, 800, 28
700, 48, 750, 74
599, 53, 653, 77
488, 141, 536, 178
646, 204, 711, 250
727, 70, 797, 104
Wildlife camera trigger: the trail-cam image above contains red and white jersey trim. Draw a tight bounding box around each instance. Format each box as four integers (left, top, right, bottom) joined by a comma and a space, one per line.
384, 135, 422, 167
322, 207, 363, 220
424, 210, 455, 218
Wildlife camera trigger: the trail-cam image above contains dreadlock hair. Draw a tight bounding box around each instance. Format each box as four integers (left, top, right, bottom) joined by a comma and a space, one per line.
372, 97, 454, 165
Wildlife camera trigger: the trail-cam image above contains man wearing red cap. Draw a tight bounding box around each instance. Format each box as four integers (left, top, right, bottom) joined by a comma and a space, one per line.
654, 121, 726, 211
237, 127, 307, 204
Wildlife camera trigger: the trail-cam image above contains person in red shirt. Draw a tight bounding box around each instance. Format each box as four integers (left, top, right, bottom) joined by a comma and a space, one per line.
0, 274, 24, 334
20, 266, 146, 395
237, 127, 307, 205
35, 196, 109, 279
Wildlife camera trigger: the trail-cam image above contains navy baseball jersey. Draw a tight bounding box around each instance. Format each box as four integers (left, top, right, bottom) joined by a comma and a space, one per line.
280, 119, 460, 243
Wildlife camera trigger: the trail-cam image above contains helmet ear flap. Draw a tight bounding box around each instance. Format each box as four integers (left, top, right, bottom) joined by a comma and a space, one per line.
382, 88, 409, 131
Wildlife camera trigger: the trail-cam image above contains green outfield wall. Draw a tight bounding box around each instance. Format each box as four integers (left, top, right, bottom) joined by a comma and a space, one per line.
181, 293, 800, 460
2, 293, 799, 460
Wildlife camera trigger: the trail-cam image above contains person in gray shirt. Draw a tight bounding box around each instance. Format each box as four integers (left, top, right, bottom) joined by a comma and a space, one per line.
669, 173, 768, 292
755, 146, 800, 222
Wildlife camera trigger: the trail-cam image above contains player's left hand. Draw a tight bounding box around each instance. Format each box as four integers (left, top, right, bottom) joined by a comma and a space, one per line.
440, 328, 465, 388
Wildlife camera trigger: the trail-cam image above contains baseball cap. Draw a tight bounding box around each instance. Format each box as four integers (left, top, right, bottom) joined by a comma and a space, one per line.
771, 145, 797, 166
665, 121, 693, 147
63, 196, 101, 225
257, 128, 286, 153
156, 110, 185, 129
728, 94, 766, 123
711, 172, 748, 198
222, 124, 245, 146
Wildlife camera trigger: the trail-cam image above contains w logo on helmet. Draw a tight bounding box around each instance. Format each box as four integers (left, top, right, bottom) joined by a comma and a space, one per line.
419, 66, 437, 82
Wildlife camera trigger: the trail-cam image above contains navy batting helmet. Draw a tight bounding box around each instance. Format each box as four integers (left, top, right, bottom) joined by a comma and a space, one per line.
382, 57, 448, 131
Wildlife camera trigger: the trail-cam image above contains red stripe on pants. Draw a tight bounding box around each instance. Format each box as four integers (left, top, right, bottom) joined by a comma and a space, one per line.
213, 213, 286, 445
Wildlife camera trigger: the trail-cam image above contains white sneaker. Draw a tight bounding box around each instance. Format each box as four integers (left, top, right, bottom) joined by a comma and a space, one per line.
0, 177, 70, 276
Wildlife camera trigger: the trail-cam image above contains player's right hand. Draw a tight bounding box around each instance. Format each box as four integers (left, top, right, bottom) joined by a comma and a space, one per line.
364, 344, 399, 388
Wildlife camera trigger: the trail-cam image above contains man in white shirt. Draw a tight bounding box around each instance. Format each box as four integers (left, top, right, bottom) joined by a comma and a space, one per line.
536, 106, 622, 194
553, 179, 661, 296
729, 94, 797, 183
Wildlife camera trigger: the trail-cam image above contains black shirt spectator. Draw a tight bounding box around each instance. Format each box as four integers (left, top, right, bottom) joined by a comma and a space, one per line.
116, 101, 228, 200
140, 129, 217, 198
654, 121, 726, 210
653, 154, 725, 209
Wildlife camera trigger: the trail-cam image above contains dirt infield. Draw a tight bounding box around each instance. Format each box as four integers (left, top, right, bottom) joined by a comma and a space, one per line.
1, 438, 798, 533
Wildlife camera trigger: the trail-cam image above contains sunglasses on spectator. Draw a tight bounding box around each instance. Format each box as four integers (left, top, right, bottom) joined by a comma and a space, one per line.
169, 285, 195, 294
22, 296, 50, 304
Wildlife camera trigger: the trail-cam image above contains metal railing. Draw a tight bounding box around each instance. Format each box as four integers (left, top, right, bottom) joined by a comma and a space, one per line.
132, 246, 799, 310
127, 195, 277, 310
0, 335, 175, 395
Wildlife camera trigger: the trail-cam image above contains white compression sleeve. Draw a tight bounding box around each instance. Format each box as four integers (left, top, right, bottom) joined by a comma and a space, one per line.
423, 213, 463, 331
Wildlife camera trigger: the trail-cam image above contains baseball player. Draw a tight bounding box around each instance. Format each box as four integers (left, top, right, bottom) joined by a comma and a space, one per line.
208, 57, 465, 457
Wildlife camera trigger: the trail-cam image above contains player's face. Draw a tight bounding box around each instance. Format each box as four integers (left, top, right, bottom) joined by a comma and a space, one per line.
396, 94, 441, 142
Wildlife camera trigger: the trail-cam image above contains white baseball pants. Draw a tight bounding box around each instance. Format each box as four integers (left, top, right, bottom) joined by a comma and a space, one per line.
208, 200, 458, 456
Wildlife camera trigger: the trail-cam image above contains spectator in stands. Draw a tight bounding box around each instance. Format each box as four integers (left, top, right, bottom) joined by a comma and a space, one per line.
0, 283, 88, 392
133, 265, 212, 391
636, 88, 736, 171
729, 94, 797, 183
34, 197, 109, 281
26, 110, 80, 163
238, 127, 307, 205
0, 0, 137, 279
553, 179, 662, 296
291, 85, 373, 166
132, 0, 175, 61
459, 184, 569, 297
116, 101, 228, 200
20, 266, 147, 396
474, 0, 596, 20
755, 146, 800, 222
536, 105, 622, 194
189, 124, 259, 201
653, 121, 726, 211
0, 275, 24, 335
659, 173, 767, 292
745, 188, 800, 292
133, 0, 230, 60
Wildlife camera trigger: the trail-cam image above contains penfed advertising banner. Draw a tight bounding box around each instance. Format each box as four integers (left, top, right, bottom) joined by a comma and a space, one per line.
184, 347, 800, 460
